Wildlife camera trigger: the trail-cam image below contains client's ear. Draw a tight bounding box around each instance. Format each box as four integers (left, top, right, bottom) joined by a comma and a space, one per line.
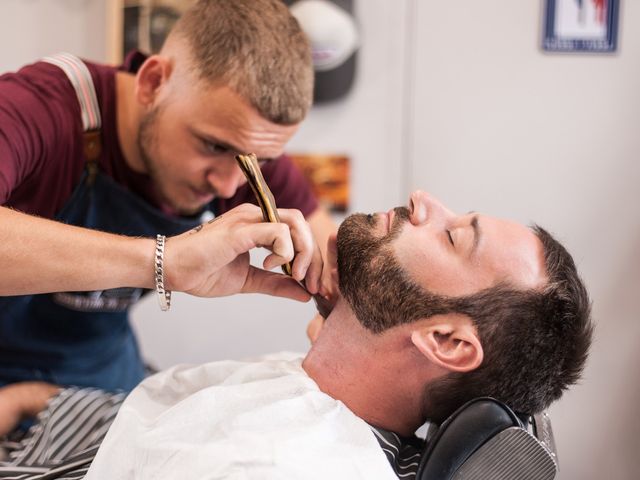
410, 314, 483, 373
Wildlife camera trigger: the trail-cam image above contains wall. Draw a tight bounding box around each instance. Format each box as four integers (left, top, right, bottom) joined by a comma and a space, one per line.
0, 0, 107, 72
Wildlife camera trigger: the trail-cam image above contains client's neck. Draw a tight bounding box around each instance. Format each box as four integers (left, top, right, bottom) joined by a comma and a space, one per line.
302, 299, 430, 437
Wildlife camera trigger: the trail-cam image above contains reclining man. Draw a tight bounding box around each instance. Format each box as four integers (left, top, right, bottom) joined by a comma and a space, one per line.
0, 190, 592, 479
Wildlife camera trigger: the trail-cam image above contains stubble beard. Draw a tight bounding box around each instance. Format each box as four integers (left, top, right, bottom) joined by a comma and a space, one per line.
137, 107, 200, 216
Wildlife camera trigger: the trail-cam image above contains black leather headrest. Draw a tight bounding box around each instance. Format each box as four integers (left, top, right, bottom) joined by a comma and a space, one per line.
416, 397, 522, 479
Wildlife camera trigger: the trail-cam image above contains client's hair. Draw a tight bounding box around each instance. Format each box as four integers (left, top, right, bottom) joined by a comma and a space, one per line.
168, 0, 313, 125
422, 226, 593, 423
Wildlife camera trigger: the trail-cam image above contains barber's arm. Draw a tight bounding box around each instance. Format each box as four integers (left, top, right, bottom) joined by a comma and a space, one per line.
0, 203, 322, 300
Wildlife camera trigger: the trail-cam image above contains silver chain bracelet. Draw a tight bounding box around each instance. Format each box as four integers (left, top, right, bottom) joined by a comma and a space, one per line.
155, 234, 171, 311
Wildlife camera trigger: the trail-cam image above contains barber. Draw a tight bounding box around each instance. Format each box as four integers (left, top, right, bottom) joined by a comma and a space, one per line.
0, 0, 334, 392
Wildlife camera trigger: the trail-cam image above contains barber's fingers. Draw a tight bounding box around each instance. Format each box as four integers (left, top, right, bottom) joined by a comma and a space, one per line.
319, 233, 339, 299
216, 205, 321, 284
276, 208, 323, 293
242, 265, 311, 302
240, 222, 295, 262
306, 313, 325, 344
198, 203, 322, 293
326, 233, 338, 265
218, 203, 264, 223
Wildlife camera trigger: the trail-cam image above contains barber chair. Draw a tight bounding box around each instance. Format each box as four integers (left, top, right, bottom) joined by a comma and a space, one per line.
416, 398, 558, 480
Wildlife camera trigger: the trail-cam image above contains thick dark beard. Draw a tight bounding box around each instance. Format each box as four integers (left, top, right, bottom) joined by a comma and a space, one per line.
336, 206, 453, 333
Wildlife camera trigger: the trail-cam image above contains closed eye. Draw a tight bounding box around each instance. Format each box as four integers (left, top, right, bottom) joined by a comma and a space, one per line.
446, 229, 454, 246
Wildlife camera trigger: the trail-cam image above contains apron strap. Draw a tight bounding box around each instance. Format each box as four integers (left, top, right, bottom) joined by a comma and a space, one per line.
42, 53, 102, 182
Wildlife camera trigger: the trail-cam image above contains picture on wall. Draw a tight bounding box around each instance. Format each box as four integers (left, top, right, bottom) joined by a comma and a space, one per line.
542, 0, 619, 52
289, 154, 350, 213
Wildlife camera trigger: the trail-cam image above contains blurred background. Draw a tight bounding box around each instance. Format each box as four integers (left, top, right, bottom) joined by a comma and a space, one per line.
1, 1, 638, 478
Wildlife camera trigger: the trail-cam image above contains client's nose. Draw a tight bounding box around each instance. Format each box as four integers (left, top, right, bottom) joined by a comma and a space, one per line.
409, 190, 455, 226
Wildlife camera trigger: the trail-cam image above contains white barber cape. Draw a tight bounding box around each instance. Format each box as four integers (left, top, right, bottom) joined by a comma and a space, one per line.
85, 353, 397, 479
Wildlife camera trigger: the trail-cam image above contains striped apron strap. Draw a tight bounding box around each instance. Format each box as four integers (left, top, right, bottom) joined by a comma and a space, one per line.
41, 53, 102, 132
42, 52, 102, 172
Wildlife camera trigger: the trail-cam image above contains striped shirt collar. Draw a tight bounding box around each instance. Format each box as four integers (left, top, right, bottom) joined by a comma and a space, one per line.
369, 425, 425, 479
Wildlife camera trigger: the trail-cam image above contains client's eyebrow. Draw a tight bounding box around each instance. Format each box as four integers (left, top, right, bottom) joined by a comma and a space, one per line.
471, 215, 481, 256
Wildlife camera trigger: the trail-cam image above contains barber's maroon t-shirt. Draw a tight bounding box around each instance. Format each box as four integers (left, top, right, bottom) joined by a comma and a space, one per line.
0, 52, 317, 219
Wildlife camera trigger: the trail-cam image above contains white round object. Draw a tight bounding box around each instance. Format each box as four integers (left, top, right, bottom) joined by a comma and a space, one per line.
291, 0, 359, 72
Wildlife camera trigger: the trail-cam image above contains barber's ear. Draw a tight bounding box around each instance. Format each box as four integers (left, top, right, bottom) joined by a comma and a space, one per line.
136, 55, 173, 106
410, 315, 483, 373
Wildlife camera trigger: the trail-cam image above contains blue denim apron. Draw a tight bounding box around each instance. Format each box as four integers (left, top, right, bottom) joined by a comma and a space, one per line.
0, 54, 207, 392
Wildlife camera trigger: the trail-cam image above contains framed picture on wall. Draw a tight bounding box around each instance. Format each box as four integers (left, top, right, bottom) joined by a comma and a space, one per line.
289, 153, 350, 213
542, 0, 620, 53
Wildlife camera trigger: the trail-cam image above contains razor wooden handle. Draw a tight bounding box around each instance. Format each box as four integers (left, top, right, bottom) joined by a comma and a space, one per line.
236, 153, 293, 276
235, 153, 332, 317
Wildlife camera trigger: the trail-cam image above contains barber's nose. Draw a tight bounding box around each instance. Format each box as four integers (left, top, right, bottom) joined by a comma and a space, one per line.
409, 190, 454, 226
207, 163, 245, 199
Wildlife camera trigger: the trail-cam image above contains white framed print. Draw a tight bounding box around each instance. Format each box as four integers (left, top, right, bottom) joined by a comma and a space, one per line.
543, 0, 620, 53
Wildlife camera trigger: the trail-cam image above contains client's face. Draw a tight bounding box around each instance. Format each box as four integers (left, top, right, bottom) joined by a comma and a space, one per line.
337, 190, 546, 332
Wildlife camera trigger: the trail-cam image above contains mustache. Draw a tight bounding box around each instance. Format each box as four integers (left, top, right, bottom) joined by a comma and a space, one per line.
346, 205, 411, 245
391, 206, 410, 225
388, 206, 410, 238
193, 185, 218, 196
358, 206, 411, 234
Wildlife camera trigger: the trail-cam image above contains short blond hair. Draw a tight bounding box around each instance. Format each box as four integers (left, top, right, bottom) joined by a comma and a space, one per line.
171, 0, 313, 125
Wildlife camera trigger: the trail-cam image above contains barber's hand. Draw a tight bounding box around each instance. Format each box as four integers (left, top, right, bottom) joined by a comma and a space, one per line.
306, 314, 324, 344
0, 382, 60, 436
165, 204, 323, 301
318, 233, 339, 305
307, 233, 339, 343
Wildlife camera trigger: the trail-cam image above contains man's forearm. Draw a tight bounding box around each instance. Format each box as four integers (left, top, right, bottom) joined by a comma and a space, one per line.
0, 206, 155, 296
0, 202, 324, 301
